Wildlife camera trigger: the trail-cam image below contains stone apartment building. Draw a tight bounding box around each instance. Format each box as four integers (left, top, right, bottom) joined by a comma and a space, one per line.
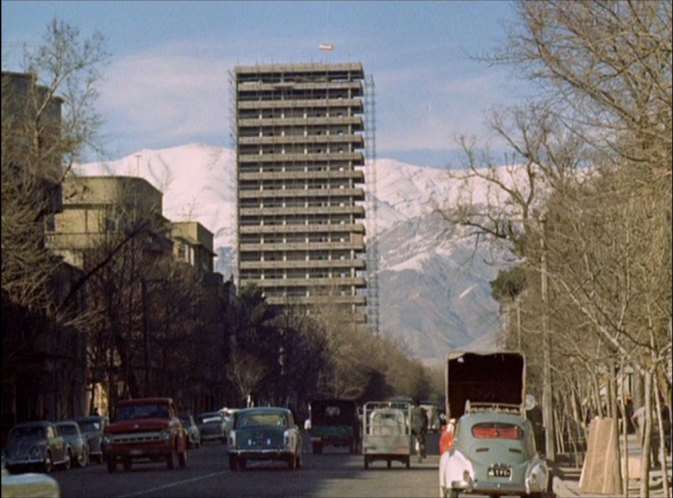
1, 71, 87, 437
46, 175, 231, 415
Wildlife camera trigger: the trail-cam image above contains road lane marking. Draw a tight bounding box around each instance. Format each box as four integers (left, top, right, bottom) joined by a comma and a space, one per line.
117, 471, 229, 497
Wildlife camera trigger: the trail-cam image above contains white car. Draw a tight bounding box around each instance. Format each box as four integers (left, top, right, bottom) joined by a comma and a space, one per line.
1, 458, 60, 498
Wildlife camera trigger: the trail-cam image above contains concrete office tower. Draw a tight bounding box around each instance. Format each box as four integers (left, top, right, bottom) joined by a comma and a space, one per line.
234, 63, 369, 324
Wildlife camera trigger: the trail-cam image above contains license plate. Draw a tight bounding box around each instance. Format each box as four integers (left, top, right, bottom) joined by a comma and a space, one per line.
130, 449, 143, 455
488, 466, 511, 478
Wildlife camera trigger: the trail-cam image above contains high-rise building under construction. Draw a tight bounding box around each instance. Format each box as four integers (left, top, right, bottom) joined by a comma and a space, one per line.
233, 63, 376, 327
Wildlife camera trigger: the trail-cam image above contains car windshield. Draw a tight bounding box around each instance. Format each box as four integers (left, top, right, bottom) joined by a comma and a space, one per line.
10, 426, 44, 439
78, 420, 101, 433
236, 413, 287, 428
310, 402, 355, 425
58, 425, 79, 436
118, 404, 170, 420
471, 422, 523, 440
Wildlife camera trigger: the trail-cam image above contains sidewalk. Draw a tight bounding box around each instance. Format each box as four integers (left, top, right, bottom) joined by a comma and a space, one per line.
553, 434, 672, 497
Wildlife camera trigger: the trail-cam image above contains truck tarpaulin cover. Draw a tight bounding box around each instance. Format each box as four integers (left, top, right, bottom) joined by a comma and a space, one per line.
446, 352, 525, 419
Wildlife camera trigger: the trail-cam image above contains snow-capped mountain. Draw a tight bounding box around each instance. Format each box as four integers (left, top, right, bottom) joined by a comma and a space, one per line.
77, 143, 512, 362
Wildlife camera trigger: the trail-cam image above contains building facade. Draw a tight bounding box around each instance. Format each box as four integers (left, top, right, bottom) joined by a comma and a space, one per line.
234, 63, 368, 322
2, 72, 87, 437
46, 175, 172, 268
171, 221, 216, 275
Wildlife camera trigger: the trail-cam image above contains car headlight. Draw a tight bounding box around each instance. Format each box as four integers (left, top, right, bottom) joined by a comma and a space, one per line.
161, 430, 172, 440
102, 435, 111, 445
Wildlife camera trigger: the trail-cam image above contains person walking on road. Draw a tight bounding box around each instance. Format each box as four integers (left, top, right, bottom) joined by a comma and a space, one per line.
410, 400, 428, 463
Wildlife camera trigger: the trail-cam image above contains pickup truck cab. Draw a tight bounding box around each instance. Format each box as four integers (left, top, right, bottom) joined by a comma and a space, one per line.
102, 397, 188, 472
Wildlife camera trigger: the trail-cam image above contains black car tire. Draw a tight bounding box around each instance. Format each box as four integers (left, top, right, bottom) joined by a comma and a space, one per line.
229, 454, 238, 470
43, 452, 53, 473
63, 450, 72, 470
363, 455, 369, 470
76, 449, 88, 467
107, 458, 116, 473
122, 458, 132, 471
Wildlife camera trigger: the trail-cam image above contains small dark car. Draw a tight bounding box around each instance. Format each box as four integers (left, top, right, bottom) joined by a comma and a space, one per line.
308, 399, 360, 454
74, 416, 107, 464
179, 414, 201, 449
196, 411, 227, 444
4, 421, 71, 473
56, 421, 88, 468
227, 407, 302, 470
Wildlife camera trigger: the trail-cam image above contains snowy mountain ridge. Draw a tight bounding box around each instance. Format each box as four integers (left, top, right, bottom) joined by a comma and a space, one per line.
77, 143, 518, 362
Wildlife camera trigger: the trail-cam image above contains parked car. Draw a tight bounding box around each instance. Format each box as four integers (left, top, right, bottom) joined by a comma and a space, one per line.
196, 411, 227, 444
73, 416, 107, 464
219, 408, 239, 436
103, 397, 188, 472
1, 456, 60, 497
3, 422, 71, 474
227, 407, 302, 470
438, 408, 549, 498
55, 422, 88, 468
179, 414, 201, 449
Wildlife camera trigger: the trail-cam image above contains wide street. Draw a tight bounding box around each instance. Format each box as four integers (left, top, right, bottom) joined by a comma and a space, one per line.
52, 434, 444, 498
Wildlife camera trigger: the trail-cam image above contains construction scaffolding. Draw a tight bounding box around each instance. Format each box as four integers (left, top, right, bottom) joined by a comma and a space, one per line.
364, 75, 380, 336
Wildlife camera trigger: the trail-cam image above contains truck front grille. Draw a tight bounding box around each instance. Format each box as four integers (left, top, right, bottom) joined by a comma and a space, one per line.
110, 431, 163, 444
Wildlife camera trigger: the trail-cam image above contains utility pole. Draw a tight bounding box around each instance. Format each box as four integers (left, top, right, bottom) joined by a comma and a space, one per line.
540, 212, 555, 460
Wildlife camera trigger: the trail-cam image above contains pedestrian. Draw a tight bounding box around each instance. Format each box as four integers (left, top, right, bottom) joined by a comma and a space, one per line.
410, 400, 428, 462
624, 397, 635, 434
632, 404, 662, 468
632, 405, 646, 444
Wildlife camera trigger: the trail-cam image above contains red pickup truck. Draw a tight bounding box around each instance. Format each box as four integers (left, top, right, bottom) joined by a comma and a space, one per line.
102, 397, 188, 472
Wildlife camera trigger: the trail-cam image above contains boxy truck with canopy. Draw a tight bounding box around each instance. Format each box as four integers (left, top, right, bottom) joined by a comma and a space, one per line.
438, 352, 549, 498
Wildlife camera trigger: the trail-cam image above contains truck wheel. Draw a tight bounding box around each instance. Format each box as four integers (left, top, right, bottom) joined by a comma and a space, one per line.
229, 455, 238, 471
166, 450, 176, 469
178, 449, 187, 468
107, 458, 116, 473
406, 456, 410, 469
363, 456, 369, 470
123, 458, 132, 471
387, 458, 392, 469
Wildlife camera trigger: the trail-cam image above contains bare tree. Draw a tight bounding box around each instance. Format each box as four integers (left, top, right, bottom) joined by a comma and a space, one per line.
437, 3, 671, 492
2, 19, 108, 322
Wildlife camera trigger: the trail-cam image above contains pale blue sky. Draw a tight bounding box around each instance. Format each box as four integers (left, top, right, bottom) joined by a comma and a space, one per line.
2, 1, 529, 167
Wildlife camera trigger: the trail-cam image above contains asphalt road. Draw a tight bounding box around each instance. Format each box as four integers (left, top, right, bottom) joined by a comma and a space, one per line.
51, 433, 444, 498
